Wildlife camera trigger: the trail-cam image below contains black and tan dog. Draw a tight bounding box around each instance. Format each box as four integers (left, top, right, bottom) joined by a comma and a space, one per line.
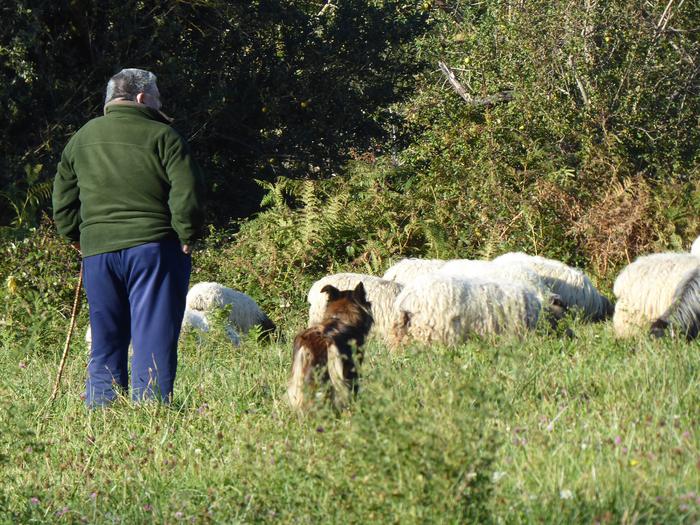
287, 282, 373, 412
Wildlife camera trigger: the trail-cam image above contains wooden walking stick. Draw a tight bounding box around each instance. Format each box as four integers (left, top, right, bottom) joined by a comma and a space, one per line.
49, 262, 83, 402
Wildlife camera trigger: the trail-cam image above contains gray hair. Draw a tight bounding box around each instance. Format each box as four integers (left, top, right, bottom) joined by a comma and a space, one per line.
104, 68, 158, 105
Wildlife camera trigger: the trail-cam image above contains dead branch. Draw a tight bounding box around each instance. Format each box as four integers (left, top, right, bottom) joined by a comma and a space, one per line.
438, 62, 514, 107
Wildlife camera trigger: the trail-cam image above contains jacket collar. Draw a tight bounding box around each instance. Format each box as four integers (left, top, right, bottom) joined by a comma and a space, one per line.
103, 99, 174, 124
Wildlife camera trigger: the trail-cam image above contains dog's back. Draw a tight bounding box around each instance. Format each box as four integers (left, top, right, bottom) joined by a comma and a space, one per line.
288, 282, 373, 412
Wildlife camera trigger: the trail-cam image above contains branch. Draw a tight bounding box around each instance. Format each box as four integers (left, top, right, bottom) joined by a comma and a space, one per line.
438, 62, 514, 107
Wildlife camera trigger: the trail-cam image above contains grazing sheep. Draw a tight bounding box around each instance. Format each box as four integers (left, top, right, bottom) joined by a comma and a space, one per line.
691, 235, 700, 256
307, 273, 402, 342
181, 309, 241, 345
382, 258, 447, 285
390, 274, 543, 347
492, 252, 613, 321
186, 281, 276, 337
613, 253, 700, 339
437, 259, 550, 300
85, 308, 242, 347
288, 283, 373, 412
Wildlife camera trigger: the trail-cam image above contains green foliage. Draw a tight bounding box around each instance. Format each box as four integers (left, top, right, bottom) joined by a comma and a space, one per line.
196, 0, 700, 305
397, 0, 700, 270
0, 219, 81, 346
0, 0, 430, 228
0, 163, 51, 230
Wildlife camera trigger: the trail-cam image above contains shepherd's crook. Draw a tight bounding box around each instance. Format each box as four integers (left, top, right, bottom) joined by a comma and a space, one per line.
49, 262, 83, 402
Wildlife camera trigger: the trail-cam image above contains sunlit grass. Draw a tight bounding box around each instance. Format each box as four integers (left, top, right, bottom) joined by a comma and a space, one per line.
1, 314, 698, 523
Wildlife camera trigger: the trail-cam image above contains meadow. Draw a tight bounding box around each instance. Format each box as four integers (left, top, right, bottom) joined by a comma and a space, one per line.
2, 1, 699, 522
1, 310, 698, 524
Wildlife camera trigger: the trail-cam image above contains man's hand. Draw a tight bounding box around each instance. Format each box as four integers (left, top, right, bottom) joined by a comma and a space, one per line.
71, 242, 81, 253
182, 244, 192, 255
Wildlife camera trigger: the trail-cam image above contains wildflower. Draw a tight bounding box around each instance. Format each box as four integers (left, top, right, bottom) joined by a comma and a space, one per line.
143, 504, 152, 512
175, 511, 184, 519
614, 436, 622, 446
629, 459, 639, 467
30, 497, 40, 505
560, 489, 573, 500
19, 361, 27, 369
89, 492, 97, 500
56, 507, 69, 517
194, 448, 202, 455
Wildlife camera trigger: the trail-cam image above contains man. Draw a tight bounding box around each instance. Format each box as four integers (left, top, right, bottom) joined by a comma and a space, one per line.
53, 68, 205, 407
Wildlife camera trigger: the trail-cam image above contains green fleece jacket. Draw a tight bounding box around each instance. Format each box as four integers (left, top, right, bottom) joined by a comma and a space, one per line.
53, 102, 205, 257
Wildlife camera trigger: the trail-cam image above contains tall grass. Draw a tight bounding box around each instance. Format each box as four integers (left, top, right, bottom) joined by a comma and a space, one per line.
1, 314, 698, 524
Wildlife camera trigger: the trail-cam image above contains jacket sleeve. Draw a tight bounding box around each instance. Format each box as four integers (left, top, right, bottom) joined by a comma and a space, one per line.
52, 140, 81, 242
163, 130, 206, 244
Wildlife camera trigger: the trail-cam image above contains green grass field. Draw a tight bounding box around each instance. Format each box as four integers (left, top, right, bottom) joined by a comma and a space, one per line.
1, 315, 698, 524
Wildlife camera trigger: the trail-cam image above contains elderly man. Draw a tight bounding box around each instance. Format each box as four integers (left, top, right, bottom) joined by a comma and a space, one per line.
53, 68, 205, 407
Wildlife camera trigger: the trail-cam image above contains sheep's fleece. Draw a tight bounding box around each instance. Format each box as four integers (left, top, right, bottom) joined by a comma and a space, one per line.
186, 281, 271, 333
493, 252, 611, 320
436, 259, 550, 300
382, 258, 446, 285
613, 252, 700, 338
390, 274, 542, 347
691, 235, 700, 256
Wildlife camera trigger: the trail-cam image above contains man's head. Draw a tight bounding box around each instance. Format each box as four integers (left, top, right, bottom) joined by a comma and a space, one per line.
104, 68, 161, 110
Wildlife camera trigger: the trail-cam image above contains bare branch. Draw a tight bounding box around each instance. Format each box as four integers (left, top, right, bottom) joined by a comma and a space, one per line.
438, 62, 514, 107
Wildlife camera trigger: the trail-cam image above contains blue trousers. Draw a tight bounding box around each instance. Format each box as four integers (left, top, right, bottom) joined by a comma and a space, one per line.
82, 239, 191, 407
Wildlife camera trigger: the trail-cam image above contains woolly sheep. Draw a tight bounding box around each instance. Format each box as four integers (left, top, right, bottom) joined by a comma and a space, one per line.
437, 259, 551, 301
613, 253, 700, 339
390, 274, 543, 347
307, 273, 403, 342
492, 252, 613, 321
186, 281, 275, 336
181, 308, 242, 345
85, 308, 242, 347
691, 235, 700, 256
382, 258, 447, 285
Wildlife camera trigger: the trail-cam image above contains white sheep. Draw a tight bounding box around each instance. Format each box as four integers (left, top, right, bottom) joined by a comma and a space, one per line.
85, 307, 242, 347
613, 252, 700, 339
691, 235, 700, 256
181, 308, 242, 345
307, 273, 403, 342
390, 274, 543, 347
492, 252, 613, 321
186, 281, 275, 336
437, 259, 551, 301
382, 258, 446, 285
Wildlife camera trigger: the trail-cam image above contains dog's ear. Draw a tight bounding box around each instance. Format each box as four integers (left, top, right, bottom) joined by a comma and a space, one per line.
320, 284, 341, 301
352, 282, 367, 302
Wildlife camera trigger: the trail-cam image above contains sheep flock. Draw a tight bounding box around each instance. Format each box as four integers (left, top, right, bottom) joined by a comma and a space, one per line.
85, 237, 700, 353
306, 238, 700, 346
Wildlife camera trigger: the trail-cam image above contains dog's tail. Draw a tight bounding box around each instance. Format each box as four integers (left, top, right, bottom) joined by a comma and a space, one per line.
287, 345, 312, 411
327, 343, 351, 410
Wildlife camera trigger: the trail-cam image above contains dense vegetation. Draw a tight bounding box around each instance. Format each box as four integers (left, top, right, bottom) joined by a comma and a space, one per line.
1, 0, 699, 522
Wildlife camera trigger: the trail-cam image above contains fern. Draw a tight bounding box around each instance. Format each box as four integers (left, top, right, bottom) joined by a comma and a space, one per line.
299, 179, 322, 246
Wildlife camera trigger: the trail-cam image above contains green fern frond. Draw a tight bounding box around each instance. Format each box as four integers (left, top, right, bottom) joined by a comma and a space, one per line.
300, 180, 321, 245
26, 181, 52, 207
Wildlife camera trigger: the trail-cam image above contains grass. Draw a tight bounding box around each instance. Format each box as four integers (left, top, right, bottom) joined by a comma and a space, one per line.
1, 311, 699, 524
